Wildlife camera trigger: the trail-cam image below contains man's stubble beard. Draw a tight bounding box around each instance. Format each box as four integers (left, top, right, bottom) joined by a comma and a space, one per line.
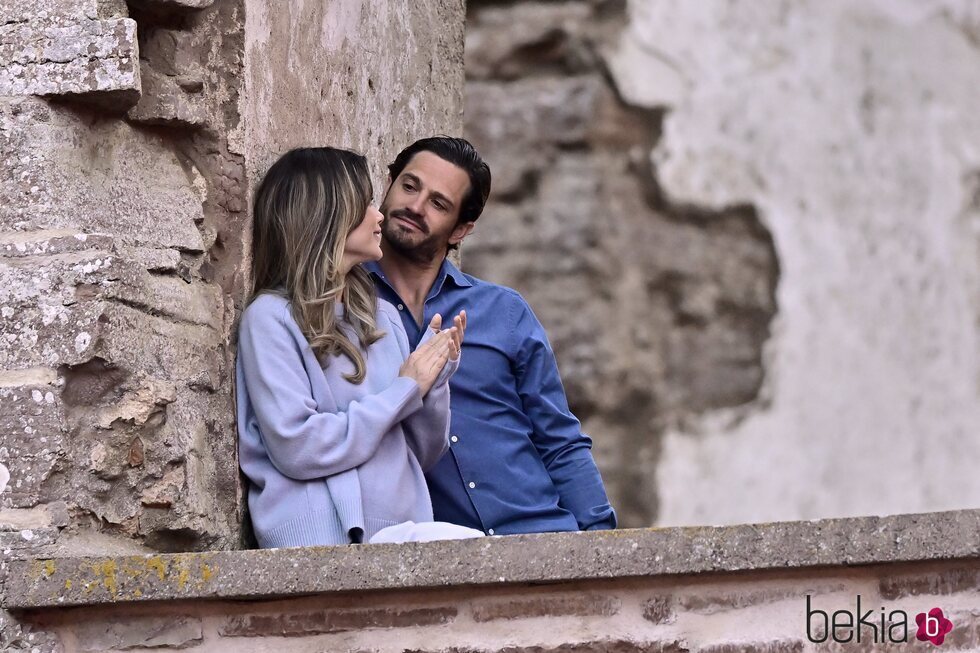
381, 218, 443, 265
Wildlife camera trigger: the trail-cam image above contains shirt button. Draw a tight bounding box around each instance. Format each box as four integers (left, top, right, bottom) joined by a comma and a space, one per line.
468, 481, 476, 489
450, 435, 458, 443
488, 528, 495, 535
397, 304, 404, 310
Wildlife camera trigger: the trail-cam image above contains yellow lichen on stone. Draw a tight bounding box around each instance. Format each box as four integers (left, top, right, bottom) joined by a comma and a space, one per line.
201, 563, 215, 583
29, 560, 56, 580
64, 579, 72, 590
94, 560, 119, 597
145, 556, 167, 581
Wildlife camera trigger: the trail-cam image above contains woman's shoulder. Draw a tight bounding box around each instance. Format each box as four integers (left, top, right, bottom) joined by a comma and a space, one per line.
375, 298, 403, 327
240, 292, 297, 335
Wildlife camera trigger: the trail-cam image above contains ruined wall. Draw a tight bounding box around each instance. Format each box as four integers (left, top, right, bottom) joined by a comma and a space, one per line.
463, 0, 980, 526
462, 0, 779, 527
1, 0, 247, 558
0, 0, 466, 562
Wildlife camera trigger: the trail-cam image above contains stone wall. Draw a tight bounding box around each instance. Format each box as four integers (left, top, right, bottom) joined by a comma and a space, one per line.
3, 510, 979, 652
0, 0, 465, 557
462, 0, 980, 527
1, 0, 247, 559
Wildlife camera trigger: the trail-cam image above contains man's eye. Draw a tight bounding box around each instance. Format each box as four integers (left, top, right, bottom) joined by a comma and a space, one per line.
403, 183, 415, 192
434, 201, 446, 211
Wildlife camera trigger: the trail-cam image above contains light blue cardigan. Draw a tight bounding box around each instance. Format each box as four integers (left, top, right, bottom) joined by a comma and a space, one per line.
236, 292, 455, 548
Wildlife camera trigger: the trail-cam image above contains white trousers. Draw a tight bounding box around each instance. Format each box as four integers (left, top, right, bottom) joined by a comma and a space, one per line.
368, 520, 485, 544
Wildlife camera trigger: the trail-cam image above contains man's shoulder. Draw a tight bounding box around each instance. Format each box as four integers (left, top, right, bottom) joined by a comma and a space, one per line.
457, 272, 527, 306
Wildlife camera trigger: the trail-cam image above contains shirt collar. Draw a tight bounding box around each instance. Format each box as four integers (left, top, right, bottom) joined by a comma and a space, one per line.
364, 258, 473, 293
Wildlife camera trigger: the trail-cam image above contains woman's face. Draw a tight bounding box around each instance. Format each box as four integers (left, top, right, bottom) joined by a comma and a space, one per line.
341, 204, 385, 271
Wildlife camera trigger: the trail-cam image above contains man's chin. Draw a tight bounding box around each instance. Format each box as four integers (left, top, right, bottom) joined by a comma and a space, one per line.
383, 232, 442, 264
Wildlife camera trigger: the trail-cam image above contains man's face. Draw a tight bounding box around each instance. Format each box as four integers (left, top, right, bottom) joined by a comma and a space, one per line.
379, 151, 475, 264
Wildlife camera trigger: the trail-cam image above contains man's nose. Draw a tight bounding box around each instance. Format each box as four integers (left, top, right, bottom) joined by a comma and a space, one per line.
406, 193, 426, 215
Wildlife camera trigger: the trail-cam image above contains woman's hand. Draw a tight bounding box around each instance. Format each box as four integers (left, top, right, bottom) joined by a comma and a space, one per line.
399, 315, 459, 396
429, 310, 466, 360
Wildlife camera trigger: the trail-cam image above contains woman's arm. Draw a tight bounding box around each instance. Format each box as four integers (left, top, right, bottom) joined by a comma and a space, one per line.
400, 313, 463, 470
239, 299, 423, 481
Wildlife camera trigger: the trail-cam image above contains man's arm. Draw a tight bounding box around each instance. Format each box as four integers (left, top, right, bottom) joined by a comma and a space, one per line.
511, 297, 617, 530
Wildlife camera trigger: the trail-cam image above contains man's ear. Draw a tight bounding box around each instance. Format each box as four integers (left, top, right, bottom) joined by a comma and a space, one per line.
449, 221, 476, 247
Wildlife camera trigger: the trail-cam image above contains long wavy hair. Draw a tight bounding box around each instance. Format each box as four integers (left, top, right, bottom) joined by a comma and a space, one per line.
249, 147, 383, 383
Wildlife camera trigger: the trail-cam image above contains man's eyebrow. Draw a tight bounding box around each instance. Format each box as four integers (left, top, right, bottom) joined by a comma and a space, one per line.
400, 172, 456, 209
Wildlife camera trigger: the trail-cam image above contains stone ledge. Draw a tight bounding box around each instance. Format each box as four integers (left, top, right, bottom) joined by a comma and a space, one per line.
3, 509, 978, 609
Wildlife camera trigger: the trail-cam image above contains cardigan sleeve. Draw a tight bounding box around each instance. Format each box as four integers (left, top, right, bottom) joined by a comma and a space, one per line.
383, 303, 456, 471
238, 298, 424, 481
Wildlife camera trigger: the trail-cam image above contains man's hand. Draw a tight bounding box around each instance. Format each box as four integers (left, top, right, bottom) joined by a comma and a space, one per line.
399, 314, 460, 396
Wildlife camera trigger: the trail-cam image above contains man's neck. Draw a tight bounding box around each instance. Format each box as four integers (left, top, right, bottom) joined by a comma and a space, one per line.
378, 245, 446, 325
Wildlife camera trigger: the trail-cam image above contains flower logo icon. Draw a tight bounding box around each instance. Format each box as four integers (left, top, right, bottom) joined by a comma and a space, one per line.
916, 607, 954, 646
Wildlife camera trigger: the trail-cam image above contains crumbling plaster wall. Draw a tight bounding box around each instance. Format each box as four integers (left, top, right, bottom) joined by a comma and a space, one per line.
623, 0, 980, 526
464, 0, 980, 526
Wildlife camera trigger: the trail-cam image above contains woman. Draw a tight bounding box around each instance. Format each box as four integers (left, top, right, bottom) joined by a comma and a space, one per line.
236, 147, 480, 547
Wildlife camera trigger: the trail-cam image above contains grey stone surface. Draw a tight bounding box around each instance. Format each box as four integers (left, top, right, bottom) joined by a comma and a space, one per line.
0, 17, 140, 104
127, 61, 207, 127
241, 0, 465, 192
4, 509, 978, 609
0, 0, 124, 25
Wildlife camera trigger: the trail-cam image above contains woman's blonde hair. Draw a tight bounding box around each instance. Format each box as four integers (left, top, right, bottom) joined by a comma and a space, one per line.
250, 147, 383, 383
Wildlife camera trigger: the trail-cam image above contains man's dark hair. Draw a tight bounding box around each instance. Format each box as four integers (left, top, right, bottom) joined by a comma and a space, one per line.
388, 136, 492, 224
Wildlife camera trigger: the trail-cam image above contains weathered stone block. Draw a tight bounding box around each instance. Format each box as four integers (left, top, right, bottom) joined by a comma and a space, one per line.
0, 526, 58, 549
0, 500, 69, 530
0, 0, 126, 24
471, 593, 620, 622
678, 586, 817, 614
0, 18, 139, 105
127, 62, 207, 127
218, 606, 458, 637
72, 615, 202, 651
131, 0, 216, 11
879, 568, 980, 600
466, 76, 601, 148
642, 596, 673, 624
466, 2, 594, 81
698, 643, 802, 653
0, 98, 205, 251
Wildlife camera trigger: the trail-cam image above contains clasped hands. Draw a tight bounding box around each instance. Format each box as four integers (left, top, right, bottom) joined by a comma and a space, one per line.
398, 310, 466, 396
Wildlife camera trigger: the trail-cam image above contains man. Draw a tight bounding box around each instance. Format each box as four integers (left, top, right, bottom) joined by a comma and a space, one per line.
366, 136, 616, 535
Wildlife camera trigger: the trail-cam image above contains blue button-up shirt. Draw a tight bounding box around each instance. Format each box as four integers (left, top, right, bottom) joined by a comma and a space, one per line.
366, 259, 616, 535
